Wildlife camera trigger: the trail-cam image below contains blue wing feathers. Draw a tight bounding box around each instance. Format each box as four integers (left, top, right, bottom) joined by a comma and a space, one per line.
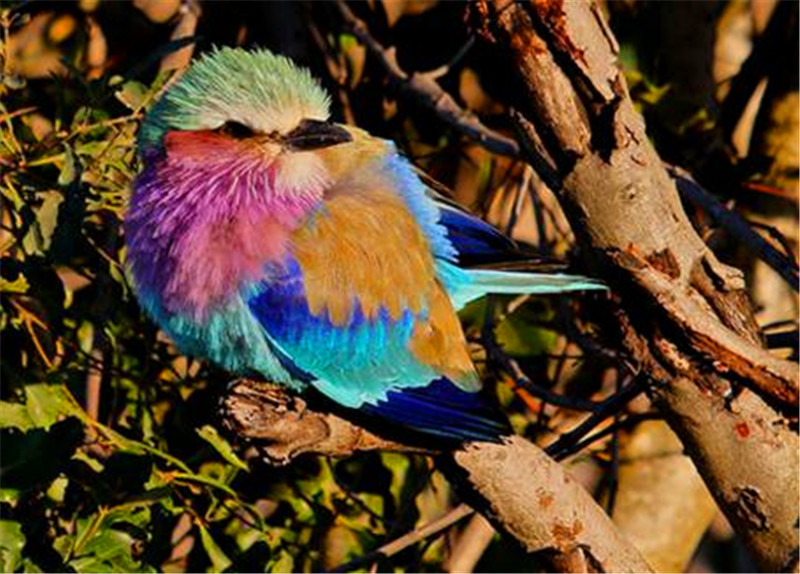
437, 203, 520, 266
247, 255, 508, 442
242, 162, 603, 442
247, 256, 442, 409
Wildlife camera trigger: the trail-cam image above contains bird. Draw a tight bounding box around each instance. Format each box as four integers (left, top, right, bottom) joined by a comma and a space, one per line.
125, 47, 604, 445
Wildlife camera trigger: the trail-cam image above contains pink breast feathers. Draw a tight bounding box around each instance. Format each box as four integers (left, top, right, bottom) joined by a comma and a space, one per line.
130, 129, 329, 319
163, 211, 292, 317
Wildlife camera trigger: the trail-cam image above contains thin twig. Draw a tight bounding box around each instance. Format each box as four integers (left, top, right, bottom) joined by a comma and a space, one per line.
561, 412, 662, 459
330, 504, 474, 573
505, 165, 533, 238
604, 380, 622, 516
85, 347, 104, 420
484, 330, 604, 412
669, 165, 799, 291
545, 375, 649, 460
748, 220, 799, 265
335, 0, 520, 157
442, 513, 495, 573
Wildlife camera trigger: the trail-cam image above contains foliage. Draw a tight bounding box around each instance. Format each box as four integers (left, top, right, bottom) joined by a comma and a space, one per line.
2, 1, 793, 572
0, 3, 572, 571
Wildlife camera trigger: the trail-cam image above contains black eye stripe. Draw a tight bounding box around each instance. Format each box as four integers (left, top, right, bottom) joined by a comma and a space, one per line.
217, 121, 255, 139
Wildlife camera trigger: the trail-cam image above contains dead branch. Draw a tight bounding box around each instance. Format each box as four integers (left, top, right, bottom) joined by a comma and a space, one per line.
442, 513, 495, 573
219, 379, 653, 573
470, 0, 799, 570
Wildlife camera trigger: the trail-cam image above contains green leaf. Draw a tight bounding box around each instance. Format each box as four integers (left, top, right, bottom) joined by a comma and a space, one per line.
69, 506, 154, 573
23, 558, 44, 573
380, 452, 411, 504
0, 275, 29, 294
115, 81, 147, 111
0, 383, 85, 432
72, 450, 105, 473
196, 425, 249, 472
53, 534, 73, 562
495, 315, 557, 357
57, 144, 78, 187
22, 191, 64, 254
36, 191, 65, 252
266, 548, 294, 574
0, 488, 20, 505
46, 476, 69, 502
0, 520, 26, 573
198, 525, 232, 573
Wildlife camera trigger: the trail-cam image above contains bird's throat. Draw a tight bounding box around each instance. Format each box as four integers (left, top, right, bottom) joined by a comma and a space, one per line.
125, 159, 321, 320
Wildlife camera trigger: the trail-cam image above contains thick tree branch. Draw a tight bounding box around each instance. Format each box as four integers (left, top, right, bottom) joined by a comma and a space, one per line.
441, 437, 652, 572
219, 380, 427, 463
470, 1, 799, 570
219, 380, 653, 573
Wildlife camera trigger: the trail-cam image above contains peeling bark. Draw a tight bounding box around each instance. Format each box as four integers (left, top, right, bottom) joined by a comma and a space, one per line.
470, 1, 799, 570
219, 380, 427, 463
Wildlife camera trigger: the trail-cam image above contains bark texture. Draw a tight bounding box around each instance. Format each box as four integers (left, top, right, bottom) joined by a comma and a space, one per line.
442, 437, 653, 572
219, 379, 653, 573
219, 380, 427, 463
470, 1, 799, 571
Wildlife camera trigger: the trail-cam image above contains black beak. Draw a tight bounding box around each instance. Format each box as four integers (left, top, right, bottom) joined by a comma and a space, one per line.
284, 119, 353, 150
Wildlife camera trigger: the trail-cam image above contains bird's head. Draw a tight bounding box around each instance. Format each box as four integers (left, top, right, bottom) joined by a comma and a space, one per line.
137, 47, 360, 209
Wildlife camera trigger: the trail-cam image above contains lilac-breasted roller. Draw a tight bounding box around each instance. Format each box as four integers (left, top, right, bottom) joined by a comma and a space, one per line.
125, 48, 604, 443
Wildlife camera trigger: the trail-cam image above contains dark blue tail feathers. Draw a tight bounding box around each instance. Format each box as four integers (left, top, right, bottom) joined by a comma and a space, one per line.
359, 378, 509, 444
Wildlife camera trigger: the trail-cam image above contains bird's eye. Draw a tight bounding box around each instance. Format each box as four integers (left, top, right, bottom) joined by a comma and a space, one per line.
217, 121, 255, 139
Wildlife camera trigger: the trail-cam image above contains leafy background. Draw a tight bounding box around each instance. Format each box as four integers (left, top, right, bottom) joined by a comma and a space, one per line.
1, 1, 796, 572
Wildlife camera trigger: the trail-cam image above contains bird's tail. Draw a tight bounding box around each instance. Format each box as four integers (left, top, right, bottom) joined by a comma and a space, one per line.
450, 268, 607, 309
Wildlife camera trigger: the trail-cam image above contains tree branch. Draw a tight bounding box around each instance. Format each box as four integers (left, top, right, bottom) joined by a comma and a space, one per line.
219, 379, 653, 573
335, 0, 520, 158
469, 1, 799, 570
331, 504, 474, 573
219, 380, 427, 464
442, 513, 495, 573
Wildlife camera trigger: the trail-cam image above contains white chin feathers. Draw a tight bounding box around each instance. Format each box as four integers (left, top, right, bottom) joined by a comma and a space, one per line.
274, 151, 330, 198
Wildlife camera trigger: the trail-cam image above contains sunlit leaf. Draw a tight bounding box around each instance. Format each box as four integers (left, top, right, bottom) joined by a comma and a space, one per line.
198, 525, 232, 573
46, 476, 69, 502
266, 548, 294, 574
196, 425, 250, 472
0, 275, 30, 294
495, 316, 557, 357
0, 383, 85, 432
115, 80, 148, 111
57, 144, 78, 187
0, 520, 26, 573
